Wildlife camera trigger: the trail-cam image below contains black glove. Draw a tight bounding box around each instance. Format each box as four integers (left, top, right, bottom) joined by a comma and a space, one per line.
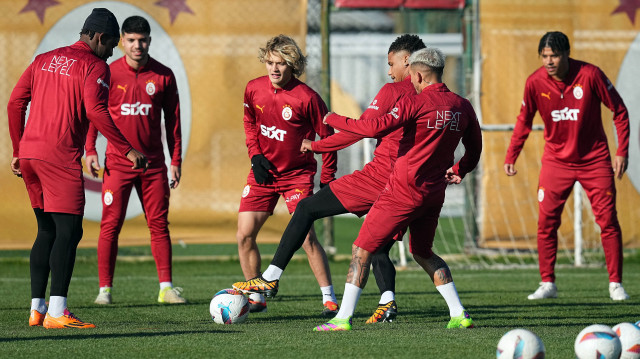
251, 154, 273, 184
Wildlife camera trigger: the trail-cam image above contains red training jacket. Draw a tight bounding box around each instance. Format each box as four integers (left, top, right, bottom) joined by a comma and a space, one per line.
243, 76, 337, 184
505, 58, 629, 167
326, 83, 482, 190
312, 77, 415, 183
8, 41, 132, 170
85, 56, 182, 170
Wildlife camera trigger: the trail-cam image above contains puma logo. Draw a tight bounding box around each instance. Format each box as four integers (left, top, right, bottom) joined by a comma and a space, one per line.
117, 84, 128, 93
256, 104, 265, 113
541, 92, 550, 100
295, 189, 304, 194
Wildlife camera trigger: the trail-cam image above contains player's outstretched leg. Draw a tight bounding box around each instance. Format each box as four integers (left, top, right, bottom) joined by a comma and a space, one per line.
233, 275, 279, 298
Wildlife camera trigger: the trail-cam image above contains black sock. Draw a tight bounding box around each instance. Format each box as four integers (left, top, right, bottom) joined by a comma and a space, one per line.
48, 213, 83, 297
30, 209, 55, 298
372, 240, 397, 295
271, 186, 347, 270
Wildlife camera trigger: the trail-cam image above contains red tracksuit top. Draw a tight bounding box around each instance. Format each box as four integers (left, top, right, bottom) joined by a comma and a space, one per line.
8, 41, 132, 170
505, 58, 629, 167
85, 56, 182, 170
326, 83, 482, 190
243, 76, 337, 184
312, 77, 415, 181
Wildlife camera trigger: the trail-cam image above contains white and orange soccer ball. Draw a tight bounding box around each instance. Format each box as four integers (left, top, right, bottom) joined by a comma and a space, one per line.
496, 328, 545, 359
575, 324, 622, 359
612, 322, 640, 359
209, 289, 250, 324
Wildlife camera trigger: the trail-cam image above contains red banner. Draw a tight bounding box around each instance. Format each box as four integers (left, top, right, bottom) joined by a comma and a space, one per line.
335, 0, 465, 9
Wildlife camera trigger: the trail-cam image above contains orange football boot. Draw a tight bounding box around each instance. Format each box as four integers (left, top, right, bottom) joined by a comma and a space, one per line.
43, 309, 96, 329
29, 310, 45, 326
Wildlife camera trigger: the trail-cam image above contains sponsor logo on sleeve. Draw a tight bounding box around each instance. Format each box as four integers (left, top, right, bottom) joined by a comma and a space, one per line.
97, 77, 109, 89
368, 99, 379, 110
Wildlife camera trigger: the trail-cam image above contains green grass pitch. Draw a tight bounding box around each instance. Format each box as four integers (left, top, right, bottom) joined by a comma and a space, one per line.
0, 217, 638, 358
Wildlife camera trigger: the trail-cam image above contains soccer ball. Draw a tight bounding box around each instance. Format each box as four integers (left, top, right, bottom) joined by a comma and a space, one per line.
575, 324, 622, 359
612, 322, 640, 359
496, 328, 545, 359
209, 289, 250, 324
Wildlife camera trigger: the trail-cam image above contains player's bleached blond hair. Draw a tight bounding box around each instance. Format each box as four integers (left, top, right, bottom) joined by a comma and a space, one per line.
258, 34, 306, 77
409, 47, 446, 77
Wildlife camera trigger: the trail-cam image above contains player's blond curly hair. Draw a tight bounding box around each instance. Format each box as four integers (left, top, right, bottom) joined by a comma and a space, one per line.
258, 34, 306, 77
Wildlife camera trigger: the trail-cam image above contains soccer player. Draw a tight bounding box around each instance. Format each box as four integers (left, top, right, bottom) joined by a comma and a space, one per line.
85, 16, 184, 305
504, 31, 630, 301
314, 47, 482, 331
234, 34, 442, 324
236, 35, 338, 314
7, 8, 148, 329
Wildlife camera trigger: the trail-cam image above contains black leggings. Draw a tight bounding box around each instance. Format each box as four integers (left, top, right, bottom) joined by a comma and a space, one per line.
30, 209, 83, 298
271, 185, 397, 294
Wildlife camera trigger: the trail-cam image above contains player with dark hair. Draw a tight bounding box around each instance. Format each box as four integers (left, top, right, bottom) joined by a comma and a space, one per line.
233, 35, 470, 324
235, 34, 338, 314
314, 47, 481, 331
85, 15, 185, 305
504, 31, 630, 301
7, 8, 147, 329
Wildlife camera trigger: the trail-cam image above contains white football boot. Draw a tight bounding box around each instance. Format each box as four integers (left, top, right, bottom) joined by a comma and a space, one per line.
527, 282, 557, 300
609, 282, 629, 301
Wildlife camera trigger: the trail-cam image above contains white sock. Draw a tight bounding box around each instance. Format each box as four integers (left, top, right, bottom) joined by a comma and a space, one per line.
160, 282, 173, 290
31, 298, 47, 314
335, 283, 362, 320
262, 265, 283, 282
379, 291, 395, 305
436, 282, 464, 317
99, 286, 112, 293
320, 285, 338, 304
48, 296, 67, 317
249, 293, 265, 303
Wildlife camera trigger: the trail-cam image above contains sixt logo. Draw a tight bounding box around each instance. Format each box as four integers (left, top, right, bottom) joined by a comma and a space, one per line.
260, 124, 287, 141
551, 107, 579, 122
121, 102, 152, 116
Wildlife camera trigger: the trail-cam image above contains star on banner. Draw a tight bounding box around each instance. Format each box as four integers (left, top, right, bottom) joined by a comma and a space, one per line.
19, 0, 60, 24
611, 0, 640, 24
155, 0, 194, 24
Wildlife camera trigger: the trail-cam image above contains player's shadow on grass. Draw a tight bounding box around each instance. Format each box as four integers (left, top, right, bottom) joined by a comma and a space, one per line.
0, 328, 238, 343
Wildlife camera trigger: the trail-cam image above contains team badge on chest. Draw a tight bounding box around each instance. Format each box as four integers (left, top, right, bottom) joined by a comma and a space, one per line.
572, 84, 583, 100
146, 80, 156, 96
282, 105, 292, 121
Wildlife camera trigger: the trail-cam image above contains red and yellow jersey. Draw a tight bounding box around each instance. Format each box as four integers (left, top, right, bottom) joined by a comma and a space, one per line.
8, 41, 132, 170
243, 76, 337, 184
326, 83, 482, 191
85, 56, 182, 170
312, 77, 415, 183
505, 58, 629, 167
